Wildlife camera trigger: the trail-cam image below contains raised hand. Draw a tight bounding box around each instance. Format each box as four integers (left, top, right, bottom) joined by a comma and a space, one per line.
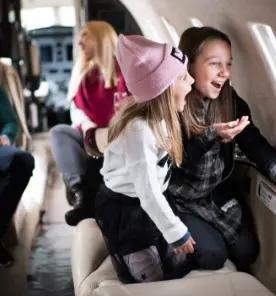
213, 116, 250, 143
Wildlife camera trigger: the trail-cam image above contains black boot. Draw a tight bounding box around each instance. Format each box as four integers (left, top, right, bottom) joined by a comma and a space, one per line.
70, 185, 85, 209
0, 240, 14, 268
65, 207, 92, 226
65, 183, 85, 208
64, 185, 93, 226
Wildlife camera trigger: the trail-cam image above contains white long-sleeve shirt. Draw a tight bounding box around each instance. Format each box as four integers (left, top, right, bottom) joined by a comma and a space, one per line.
101, 119, 188, 244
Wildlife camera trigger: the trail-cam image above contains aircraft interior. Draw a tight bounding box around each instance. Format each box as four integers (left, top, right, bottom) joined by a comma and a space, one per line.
0, 0, 276, 295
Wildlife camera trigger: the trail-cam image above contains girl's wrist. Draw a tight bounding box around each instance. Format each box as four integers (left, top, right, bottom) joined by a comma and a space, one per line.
171, 231, 191, 248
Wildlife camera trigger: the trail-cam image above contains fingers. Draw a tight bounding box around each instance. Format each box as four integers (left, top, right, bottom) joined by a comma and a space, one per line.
173, 237, 196, 255
229, 117, 250, 136
216, 116, 250, 142
227, 119, 239, 128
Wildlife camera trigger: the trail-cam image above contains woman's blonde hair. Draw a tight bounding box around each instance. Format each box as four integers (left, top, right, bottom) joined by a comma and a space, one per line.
108, 87, 183, 166
68, 21, 118, 100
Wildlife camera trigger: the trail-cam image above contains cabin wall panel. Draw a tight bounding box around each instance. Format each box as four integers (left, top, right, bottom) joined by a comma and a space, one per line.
120, 0, 276, 145
153, 0, 276, 145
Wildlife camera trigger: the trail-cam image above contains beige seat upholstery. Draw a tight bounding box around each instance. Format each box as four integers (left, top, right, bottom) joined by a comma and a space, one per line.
92, 272, 275, 296
72, 219, 275, 296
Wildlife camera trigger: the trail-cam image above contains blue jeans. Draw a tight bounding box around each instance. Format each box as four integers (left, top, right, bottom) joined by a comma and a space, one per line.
0, 147, 34, 236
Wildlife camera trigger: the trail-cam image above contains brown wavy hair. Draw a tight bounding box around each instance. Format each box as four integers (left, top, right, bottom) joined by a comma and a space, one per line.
179, 26, 234, 138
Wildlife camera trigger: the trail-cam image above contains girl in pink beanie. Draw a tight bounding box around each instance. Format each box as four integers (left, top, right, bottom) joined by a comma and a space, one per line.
95, 34, 195, 283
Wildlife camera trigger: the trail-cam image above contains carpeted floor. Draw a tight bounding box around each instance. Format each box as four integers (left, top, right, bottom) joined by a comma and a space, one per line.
25, 156, 74, 296
25, 223, 74, 296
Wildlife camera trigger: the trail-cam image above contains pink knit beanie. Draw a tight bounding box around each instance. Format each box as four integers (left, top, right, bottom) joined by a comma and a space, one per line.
116, 34, 187, 102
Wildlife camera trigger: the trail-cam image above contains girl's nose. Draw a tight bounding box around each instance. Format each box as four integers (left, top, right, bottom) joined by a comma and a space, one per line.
219, 65, 230, 78
188, 72, 195, 85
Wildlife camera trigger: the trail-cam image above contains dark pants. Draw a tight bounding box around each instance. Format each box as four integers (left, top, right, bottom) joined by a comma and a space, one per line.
179, 214, 228, 270
96, 184, 259, 283
179, 212, 258, 271
227, 215, 259, 271
212, 183, 259, 271
50, 124, 103, 212
0, 147, 34, 237
95, 185, 197, 283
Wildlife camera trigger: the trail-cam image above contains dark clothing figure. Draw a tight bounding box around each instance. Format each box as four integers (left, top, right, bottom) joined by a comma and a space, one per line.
95, 185, 195, 283
0, 87, 34, 267
168, 89, 276, 270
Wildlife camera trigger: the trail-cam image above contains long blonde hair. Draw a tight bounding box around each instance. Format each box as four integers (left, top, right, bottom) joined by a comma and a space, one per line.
108, 87, 183, 166
68, 21, 118, 100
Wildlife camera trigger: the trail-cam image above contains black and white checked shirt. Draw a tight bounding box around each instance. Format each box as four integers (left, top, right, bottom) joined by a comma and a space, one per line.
169, 99, 242, 244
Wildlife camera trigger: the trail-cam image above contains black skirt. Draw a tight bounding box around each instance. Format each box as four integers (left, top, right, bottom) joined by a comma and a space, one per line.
95, 184, 164, 256
94, 184, 195, 282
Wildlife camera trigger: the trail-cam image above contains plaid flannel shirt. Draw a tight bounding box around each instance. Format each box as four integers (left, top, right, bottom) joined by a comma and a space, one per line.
168, 99, 242, 244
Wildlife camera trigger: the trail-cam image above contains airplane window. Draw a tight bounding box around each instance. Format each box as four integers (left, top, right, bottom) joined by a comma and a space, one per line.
160, 16, 180, 47
40, 45, 53, 63
21, 6, 75, 30
21, 8, 55, 30
0, 57, 12, 66
58, 6, 75, 27
49, 69, 58, 74
8, 9, 16, 23
248, 22, 276, 87
66, 45, 73, 61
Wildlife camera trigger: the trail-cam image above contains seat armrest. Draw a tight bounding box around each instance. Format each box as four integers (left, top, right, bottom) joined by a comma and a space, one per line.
72, 219, 109, 294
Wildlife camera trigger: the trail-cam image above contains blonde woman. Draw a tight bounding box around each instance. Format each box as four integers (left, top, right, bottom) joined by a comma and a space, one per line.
95, 35, 195, 283
50, 21, 127, 226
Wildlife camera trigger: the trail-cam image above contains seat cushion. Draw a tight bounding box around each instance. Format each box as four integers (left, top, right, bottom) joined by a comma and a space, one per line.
93, 272, 275, 296
72, 219, 275, 296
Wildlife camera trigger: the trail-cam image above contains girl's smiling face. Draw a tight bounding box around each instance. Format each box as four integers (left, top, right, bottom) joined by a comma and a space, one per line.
190, 39, 232, 99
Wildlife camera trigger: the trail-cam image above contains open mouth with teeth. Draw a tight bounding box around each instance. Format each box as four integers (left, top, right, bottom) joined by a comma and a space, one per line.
211, 82, 223, 90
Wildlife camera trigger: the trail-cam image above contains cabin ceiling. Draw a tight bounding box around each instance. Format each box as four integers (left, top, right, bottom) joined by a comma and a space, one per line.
21, 0, 74, 8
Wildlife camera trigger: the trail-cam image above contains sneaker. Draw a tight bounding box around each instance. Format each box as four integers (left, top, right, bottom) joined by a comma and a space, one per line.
0, 241, 14, 267
65, 208, 93, 226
